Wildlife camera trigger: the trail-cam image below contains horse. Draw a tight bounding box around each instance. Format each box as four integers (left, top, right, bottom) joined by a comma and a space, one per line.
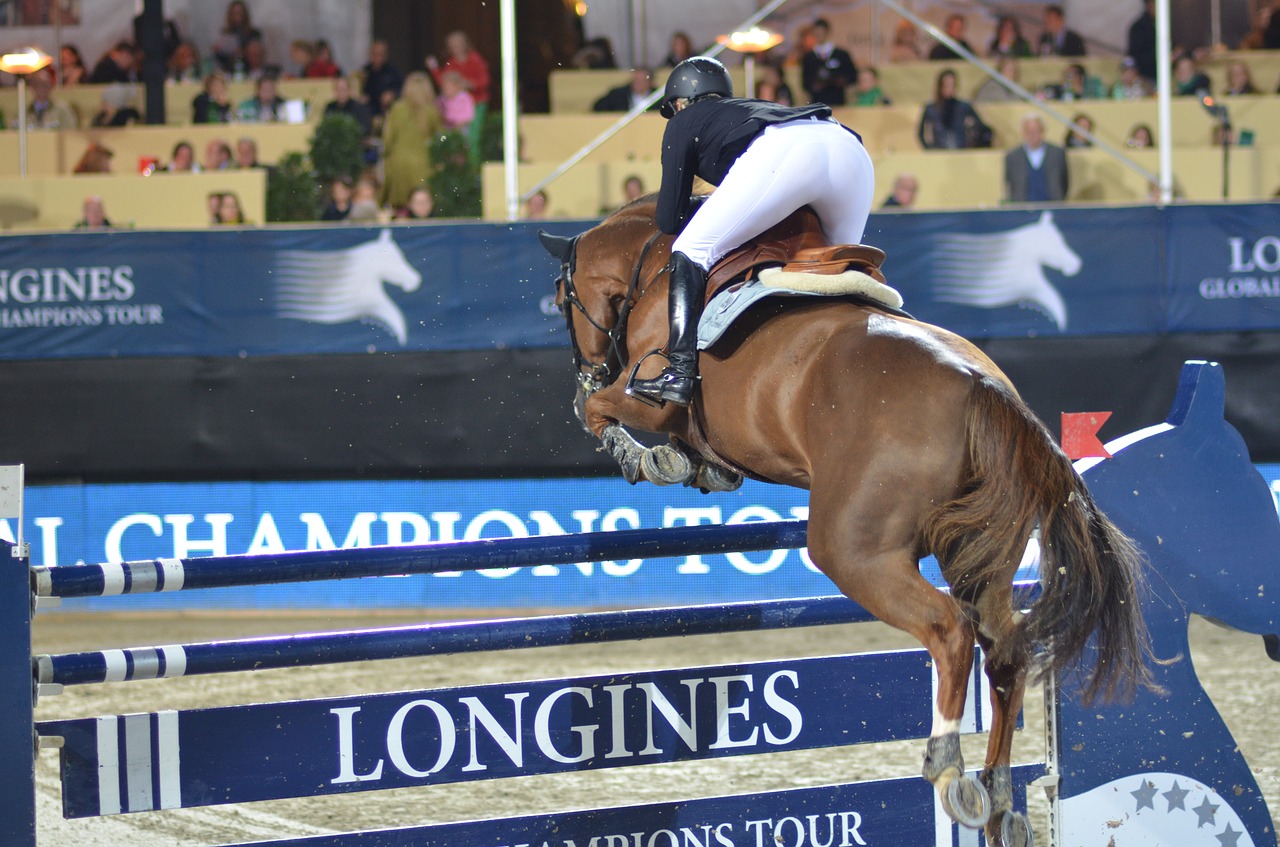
276, 228, 422, 344
934, 210, 1080, 330
539, 197, 1154, 847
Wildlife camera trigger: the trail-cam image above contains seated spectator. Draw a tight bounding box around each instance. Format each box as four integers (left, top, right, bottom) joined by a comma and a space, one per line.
325, 76, 374, 137
662, 31, 695, 67
90, 41, 137, 84
523, 190, 549, 220
428, 30, 492, 107
1038, 5, 1087, 56
1126, 123, 1154, 148
988, 15, 1032, 58
193, 72, 234, 123
889, 19, 922, 62
975, 57, 1022, 102
348, 178, 387, 224
803, 17, 858, 104
1004, 113, 1068, 202
1225, 60, 1258, 95
165, 141, 199, 172
572, 36, 617, 69
397, 186, 435, 220
241, 36, 280, 81
1239, 4, 1273, 48
235, 137, 264, 169
287, 39, 314, 78
237, 76, 285, 122
592, 67, 656, 112
929, 14, 975, 60
438, 69, 477, 129
881, 173, 918, 208
211, 0, 261, 74
1044, 63, 1104, 100
321, 177, 354, 221
754, 62, 794, 105
215, 191, 246, 224
168, 40, 201, 83
59, 44, 87, 85
622, 174, 646, 204
203, 139, 233, 171
918, 69, 988, 149
1172, 53, 1210, 96
1065, 112, 1094, 148
361, 39, 404, 117
76, 195, 112, 230
73, 142, 113, 174
207, 192, 225, 224
1111, 57, 1152, 99
853, 65, 890, 105
306, 40, 342, 78
90, 85, 141, 127
27, 71, 78, 129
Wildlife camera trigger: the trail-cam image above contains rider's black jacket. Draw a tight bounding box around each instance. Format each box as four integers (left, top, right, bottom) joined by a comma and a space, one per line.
656, 97, 833, 235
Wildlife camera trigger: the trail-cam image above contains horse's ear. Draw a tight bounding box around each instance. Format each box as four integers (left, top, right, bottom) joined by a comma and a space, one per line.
538, 231, 576, 262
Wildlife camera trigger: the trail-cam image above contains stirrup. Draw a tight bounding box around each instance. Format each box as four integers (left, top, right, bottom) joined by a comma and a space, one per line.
625, 351, 697, 408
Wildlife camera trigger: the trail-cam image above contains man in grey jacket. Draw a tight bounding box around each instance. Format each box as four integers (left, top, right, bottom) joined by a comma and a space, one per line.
1004, 114, 1069, 202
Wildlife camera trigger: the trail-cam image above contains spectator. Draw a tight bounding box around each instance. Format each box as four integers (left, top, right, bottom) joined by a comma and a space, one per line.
306, 40, 342, 78
73, 142, 113, 174
1004, 113, 1068, 202
1266, 3, 1280, 47
918, 68, 987, 149
1045, 63, 1104, 101
889, 19, 922, 62
59, 44, 87, 85
325, 76, 374, 137
237, 75, 285, 122
1239, 5, 1274, 48
929, 14, 975, 60
211, 0, 261, 75
592, 67, 656, 112
853, 66, 890, 105
1127, 0, 1157, 81
1126, 123, 1154, 148
361, 39, 404, 116
235, 137, 264, 169
76, 195, 112, 230
802, 17, 858, 105
572, 36, 617, 69
622, 174, 646, 204
1038, 5, 1087, 56
165, 141, 199, 172
89, 41, 136, 84
438, 70, 476, 129
523, 190, 549, 220
1065, 112, 1094, 148
215, 191, 246, 225
989, 15, 1032, 59
1111, 57, 1153, 99
240, 36, 280, 81
90, 85, 141, 127
428, 30, 491, 107
754, 62, 794, 105
976, 57, 1022, 102
168, 41, 201, 83
881, 173, 918, 208
398, 186, 435, 220
379, 71, 444, 209
203, 138, 233, 171
348, 178, 386, 224
27, 71, 78, 129
321, 177, 354, 221
1172, 53, 1211, 96
286, 40, 313, 78
206, 192, 225, 224
1225, 60, 1259, 95
193, 72, 234, 123
662, 32, 695, 67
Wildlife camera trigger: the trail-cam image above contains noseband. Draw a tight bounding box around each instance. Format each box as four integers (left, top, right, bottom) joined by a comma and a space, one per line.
555, 230, 665, 396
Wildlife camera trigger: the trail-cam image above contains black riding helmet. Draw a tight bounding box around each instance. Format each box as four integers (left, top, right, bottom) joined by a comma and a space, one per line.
659, 56, 734, 118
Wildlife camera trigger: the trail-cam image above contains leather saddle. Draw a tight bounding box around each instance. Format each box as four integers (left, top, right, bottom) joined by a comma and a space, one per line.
704, 206, 888, 306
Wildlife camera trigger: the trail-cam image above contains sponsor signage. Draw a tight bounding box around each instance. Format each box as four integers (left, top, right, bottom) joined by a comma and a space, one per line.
1165, 204, 1280, 331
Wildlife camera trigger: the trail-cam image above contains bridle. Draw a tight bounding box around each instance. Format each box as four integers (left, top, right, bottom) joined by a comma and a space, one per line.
554, 230, 666, 396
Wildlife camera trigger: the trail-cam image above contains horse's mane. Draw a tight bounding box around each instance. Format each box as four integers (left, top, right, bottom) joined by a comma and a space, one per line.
608, 191, 713, 228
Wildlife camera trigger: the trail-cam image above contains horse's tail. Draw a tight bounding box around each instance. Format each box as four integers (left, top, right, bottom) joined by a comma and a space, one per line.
924, 376, 1155, 704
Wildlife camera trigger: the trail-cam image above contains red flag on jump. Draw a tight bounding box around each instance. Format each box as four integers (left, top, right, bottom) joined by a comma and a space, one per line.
1061, 412, 1113, 460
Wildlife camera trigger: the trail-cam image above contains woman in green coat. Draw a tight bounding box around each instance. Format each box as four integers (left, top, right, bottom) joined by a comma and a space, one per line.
379, 71, 444, 210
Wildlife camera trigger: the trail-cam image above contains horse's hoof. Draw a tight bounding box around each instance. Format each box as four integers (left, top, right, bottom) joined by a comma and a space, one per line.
694, 462, 743, 493
940, 774, 991, 830
641, 445, 696, 486
989, 810, 1033, 847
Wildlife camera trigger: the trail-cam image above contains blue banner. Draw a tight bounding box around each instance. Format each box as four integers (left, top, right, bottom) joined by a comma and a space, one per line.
0, 203, 1274, 361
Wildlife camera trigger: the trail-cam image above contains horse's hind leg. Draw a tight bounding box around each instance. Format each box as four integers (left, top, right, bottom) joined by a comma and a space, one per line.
976, 633, 1033, 847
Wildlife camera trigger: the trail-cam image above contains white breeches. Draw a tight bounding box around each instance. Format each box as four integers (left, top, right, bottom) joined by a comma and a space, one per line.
672, 118, 876, 271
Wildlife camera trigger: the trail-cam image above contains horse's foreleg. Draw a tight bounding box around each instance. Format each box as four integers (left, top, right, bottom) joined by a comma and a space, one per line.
977, 639, 1033, 847
586, 388, 699, 487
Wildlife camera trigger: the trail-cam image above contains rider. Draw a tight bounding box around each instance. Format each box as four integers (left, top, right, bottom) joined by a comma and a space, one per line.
628, 55, 875, 407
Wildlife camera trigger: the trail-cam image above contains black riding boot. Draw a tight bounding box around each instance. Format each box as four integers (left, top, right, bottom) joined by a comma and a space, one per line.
629, 251, 706, 407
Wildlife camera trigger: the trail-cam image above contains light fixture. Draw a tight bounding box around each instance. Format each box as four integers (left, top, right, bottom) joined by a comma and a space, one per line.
715, 27, 783, 98
0, 47, 53, 178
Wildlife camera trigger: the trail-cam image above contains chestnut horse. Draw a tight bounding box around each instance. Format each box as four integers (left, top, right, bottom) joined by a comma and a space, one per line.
539, 199, 1153, 847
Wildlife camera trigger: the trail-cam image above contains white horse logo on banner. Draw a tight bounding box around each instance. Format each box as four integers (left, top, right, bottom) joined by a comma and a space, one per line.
275, 229, 422, 344
933, 211, 1081, 330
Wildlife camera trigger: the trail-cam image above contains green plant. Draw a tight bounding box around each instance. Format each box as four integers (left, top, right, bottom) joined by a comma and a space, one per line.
430, 130, 481, 218
266, 151, 320, 222
309, 113, 365, 184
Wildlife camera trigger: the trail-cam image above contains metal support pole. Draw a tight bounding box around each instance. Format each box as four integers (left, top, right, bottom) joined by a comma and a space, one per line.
1155, 0, 1173, 203
17, 76, 28, 177
500, 0, 520, 221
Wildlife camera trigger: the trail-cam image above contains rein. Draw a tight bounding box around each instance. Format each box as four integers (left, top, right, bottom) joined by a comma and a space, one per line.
557, 230, 665, 394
